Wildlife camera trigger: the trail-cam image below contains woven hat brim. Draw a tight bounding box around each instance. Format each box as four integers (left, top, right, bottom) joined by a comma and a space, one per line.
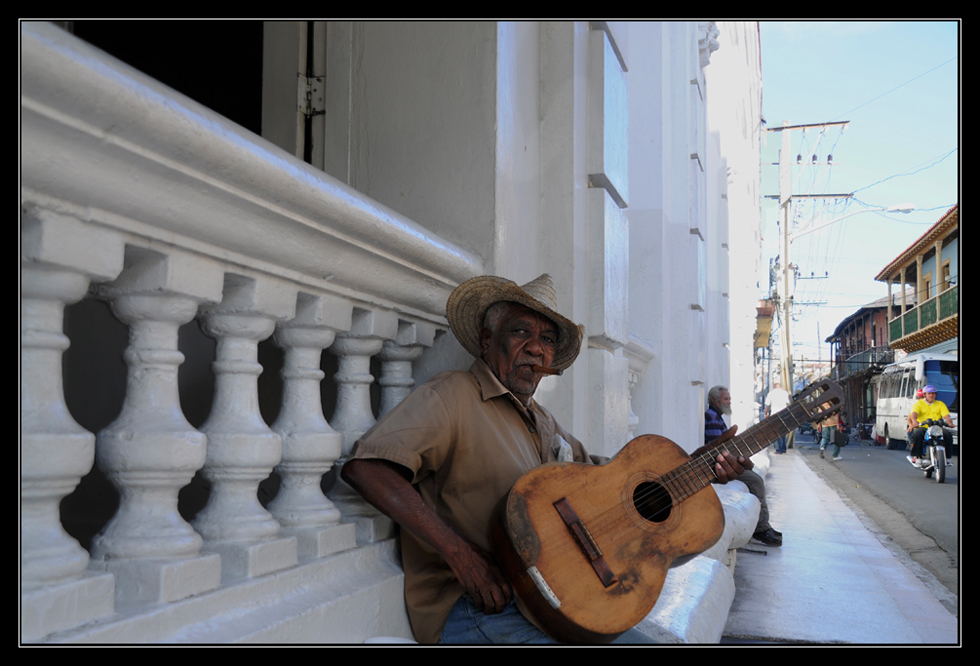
446, 276, 584, 371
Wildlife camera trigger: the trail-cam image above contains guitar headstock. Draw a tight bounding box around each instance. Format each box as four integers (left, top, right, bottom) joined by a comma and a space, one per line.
794, 379, 844, 423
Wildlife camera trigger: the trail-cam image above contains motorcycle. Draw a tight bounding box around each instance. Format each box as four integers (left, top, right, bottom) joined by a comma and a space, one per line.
907, 419, 952, 483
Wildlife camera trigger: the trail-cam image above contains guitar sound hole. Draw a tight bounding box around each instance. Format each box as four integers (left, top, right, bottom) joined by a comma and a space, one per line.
632, 481, 672, 523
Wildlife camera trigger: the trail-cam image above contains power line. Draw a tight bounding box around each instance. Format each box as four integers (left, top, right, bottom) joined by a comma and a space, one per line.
853, 148, 958, 194
831, 56, 957, 121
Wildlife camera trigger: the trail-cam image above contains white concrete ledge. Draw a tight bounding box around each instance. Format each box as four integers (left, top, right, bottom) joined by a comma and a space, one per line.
640, 556, 736, 643
38, 540, 412, 644
638, 470, 763, 643
35, 484, 763, 644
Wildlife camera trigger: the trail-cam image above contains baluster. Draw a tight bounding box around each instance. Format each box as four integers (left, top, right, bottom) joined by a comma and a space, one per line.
89, 247, 223, 604
193, 275, 298, 581
21, 209, 120, 639
268, 293, 357, 559
377, 321, 436, 418
327, 308, 398, 542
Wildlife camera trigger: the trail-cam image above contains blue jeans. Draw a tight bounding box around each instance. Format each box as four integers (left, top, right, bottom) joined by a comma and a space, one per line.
820, 426, 840, 457
774, 435, 787, 454
439, 595, 657, 644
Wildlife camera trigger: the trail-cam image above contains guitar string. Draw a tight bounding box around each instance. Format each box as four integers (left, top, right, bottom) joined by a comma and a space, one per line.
525, 395, 836, 550
521, 386, 837, 549
525, 406, 803, 547
589, 406, 806, 546
552, 406, 813, 552
627, 408, 796, 516
526, 407, 802, 548
576, 393, 839, 550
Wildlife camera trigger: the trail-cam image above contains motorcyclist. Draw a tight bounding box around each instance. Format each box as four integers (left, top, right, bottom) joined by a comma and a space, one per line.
906, 385, 955, 465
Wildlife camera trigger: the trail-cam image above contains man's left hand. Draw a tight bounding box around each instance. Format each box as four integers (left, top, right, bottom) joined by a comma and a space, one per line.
712, 450, 752, 483
693, 425, 754, 483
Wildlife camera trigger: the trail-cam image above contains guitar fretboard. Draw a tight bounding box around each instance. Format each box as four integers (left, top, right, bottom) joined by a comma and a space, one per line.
661, 401, 816, 504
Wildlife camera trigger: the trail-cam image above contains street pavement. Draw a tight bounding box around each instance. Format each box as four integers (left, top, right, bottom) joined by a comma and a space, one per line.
722, 434, 959, 645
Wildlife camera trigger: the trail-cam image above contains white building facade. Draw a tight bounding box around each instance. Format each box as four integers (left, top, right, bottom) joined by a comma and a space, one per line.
21, 21, 762, 643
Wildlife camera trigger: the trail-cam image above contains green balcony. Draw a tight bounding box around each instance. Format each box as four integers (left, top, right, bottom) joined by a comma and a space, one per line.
888, 285, 958, 351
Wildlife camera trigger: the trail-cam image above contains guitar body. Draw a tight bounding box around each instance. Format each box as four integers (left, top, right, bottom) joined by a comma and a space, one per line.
491, 379, 842, 643
491, 434, 725, 643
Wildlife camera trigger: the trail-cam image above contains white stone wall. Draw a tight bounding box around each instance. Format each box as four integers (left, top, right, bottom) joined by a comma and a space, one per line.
628, 22, 712, 449
705, 22, 764, 432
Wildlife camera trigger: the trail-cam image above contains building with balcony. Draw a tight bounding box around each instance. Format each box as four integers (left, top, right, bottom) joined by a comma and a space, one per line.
875, 205, 958, 356
22, 21, 764, 643
825, 293, 914, 426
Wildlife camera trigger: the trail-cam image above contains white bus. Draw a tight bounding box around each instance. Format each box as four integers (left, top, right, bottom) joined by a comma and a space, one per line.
876, 353, 958, 451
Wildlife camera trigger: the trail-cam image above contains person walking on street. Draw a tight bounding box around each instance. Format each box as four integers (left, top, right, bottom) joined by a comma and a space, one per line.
817, 411, 844, 461
764, 382, 791, 454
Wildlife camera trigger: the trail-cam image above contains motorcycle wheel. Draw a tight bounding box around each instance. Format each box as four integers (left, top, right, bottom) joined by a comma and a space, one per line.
935, 448, 946, 484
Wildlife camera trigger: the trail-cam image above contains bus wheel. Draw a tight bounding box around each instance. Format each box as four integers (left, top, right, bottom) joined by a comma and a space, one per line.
884, 424, 905, 450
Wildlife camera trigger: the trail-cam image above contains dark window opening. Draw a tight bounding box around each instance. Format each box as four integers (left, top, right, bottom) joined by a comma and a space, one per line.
71, 21, 264, 136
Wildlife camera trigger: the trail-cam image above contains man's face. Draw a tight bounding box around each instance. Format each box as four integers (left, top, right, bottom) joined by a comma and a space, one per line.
713, 390, 732, 415
480, 302, 558, 405
925, 392, 937, 404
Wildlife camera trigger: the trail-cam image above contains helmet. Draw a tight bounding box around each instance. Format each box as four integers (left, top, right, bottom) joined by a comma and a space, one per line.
923, 385, 937, 394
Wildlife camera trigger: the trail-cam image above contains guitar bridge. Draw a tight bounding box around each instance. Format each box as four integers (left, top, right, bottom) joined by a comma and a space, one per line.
554, 497, 618, 588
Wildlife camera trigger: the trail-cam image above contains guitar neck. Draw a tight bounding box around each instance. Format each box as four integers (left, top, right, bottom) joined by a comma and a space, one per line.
662, 402, 812, 503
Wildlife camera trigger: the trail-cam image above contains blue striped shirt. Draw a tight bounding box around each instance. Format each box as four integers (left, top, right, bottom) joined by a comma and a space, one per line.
704, 405, 727, 444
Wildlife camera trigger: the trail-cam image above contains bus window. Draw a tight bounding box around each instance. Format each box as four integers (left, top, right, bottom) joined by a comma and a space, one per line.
925, 360, 958, 412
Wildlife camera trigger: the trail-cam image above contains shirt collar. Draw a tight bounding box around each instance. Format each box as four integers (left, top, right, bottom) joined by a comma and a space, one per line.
469, 358, 538, 412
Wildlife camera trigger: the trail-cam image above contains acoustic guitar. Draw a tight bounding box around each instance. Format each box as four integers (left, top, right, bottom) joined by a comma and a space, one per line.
491, 378, 843, 643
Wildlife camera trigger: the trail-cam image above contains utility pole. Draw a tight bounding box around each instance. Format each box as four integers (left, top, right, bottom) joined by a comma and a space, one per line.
767, 120, 850, 394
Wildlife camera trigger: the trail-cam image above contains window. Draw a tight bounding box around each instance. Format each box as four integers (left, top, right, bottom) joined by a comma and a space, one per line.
70, 21, 265, 137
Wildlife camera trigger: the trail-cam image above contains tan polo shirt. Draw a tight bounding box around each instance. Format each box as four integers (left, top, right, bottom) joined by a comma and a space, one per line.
349, 359, 594, 644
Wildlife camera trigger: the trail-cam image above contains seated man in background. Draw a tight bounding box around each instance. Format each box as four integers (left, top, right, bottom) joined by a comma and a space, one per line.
705, 385, 781, 547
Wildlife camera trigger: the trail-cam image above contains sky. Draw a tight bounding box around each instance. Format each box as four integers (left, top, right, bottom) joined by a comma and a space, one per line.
757, 21, 959, 372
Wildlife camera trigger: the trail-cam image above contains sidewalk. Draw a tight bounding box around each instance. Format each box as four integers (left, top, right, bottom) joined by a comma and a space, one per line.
722, 437, 959, 645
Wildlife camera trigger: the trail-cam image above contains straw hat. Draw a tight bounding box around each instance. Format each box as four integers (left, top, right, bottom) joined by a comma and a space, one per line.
446, 274, 584, 371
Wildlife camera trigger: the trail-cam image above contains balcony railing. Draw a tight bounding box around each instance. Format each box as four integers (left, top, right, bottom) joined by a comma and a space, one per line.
21, 22, 482, 642
833, 346, 895, 380
888, 286, 958, 348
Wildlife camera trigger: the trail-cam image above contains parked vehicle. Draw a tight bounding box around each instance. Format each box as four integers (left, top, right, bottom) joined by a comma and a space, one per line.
907, 419, 953, 483
875, 353, 958, 452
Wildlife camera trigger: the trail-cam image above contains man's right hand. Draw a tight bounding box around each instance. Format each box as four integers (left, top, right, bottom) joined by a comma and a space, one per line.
445, 536, 513, 614
342, 458, 512, 615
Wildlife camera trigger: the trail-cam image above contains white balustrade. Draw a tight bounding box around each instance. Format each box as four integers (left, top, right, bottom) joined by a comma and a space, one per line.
21, 210, 121, 640
22, 22, 481, 641
89, 248, 224, 604
193, 275, 299, 581
377, 321, 438, 418
269, 293, 357, 558
327, 309, 398, 542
